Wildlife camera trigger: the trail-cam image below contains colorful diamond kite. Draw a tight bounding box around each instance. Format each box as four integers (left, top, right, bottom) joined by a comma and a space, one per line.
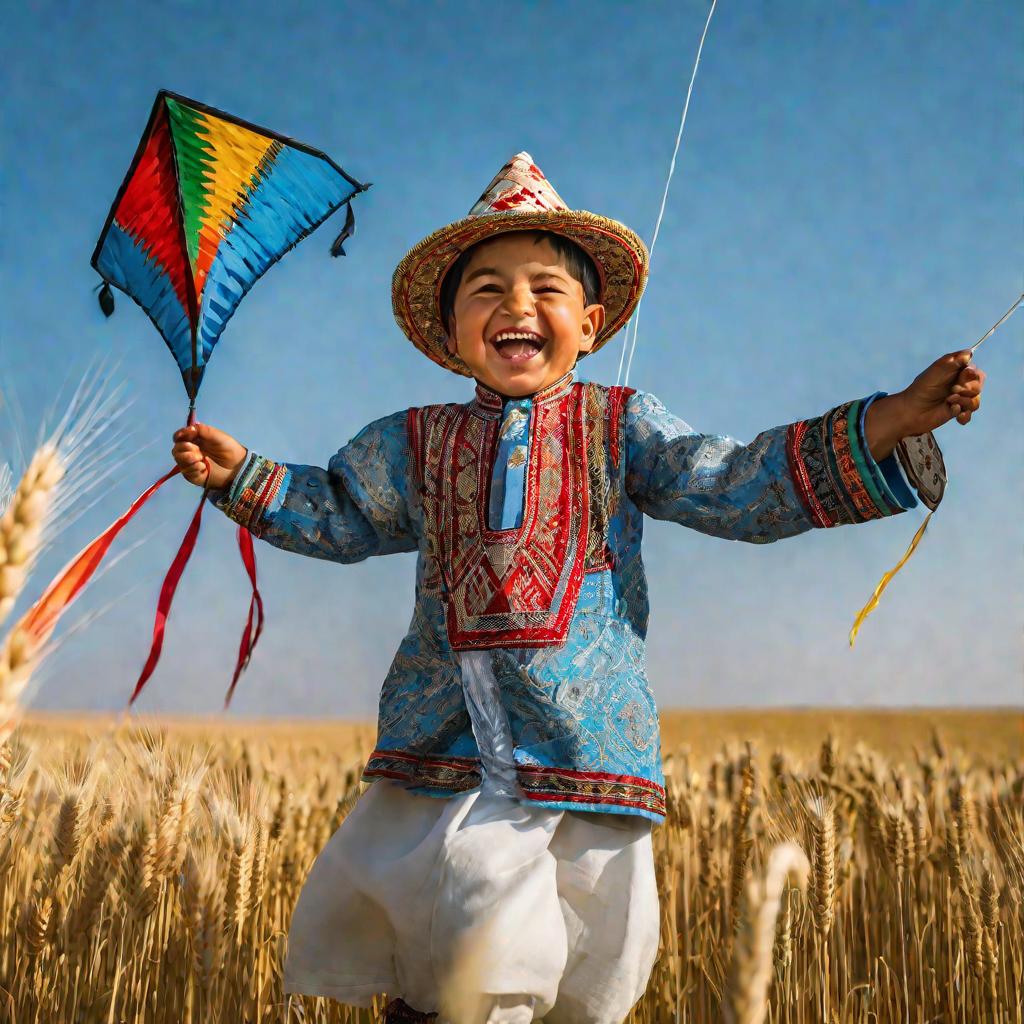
92, 89, 368, 404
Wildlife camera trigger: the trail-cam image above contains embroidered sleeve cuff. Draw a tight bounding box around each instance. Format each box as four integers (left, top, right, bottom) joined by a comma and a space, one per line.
857, 393, 918, 512
210, 451, 290, 536
785, 395, 914, 529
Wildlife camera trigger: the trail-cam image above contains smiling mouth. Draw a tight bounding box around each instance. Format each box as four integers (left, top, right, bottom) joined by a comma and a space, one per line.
489, 331, 547, 363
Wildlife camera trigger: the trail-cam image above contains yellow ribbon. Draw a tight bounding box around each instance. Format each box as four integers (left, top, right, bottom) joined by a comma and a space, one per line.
849, 511, 934, 647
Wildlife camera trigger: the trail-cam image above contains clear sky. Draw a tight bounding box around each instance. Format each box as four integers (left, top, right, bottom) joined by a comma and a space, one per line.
2, 1, 1021, 717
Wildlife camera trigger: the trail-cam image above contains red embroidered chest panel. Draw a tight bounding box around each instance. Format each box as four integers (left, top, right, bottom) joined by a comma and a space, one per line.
408, 381, 632, 650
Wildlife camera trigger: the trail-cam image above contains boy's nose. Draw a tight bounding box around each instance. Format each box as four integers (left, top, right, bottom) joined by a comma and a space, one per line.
503, 289, 535, 318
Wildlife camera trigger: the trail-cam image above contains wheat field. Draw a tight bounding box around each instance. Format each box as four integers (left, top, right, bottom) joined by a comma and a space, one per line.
0, 708, 1020, 1024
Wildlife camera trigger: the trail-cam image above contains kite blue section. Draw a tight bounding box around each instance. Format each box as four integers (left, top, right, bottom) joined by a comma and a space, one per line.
197, 145, 358, 365
95, 222, 193, 378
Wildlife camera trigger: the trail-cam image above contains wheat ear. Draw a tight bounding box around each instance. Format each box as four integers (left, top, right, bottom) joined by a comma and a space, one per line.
0, 445, 65, 628
729, 756, 757, 928
808, 795, 837, 938
68, 822, 129, 952
723, 841, 810, 1024
0, 367, 129, 744
0, 447, 67, 746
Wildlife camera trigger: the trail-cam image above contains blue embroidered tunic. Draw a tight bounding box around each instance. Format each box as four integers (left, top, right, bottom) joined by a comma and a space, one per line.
211, 372, 920, 824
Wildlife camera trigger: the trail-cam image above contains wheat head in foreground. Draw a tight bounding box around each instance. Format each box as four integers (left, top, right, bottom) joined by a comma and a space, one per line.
0, 367, 128, 744
0, 445, 65, 629
723, 841, 810, 1024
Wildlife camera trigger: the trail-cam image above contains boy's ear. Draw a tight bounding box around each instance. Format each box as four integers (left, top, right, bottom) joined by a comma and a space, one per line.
445, 315, 458, 355
578, 303, 605, 354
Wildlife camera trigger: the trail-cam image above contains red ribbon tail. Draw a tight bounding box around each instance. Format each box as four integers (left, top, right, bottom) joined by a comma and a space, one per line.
224, 526, 264, 710
19, 467, 181, 646
128, 486, 207, 706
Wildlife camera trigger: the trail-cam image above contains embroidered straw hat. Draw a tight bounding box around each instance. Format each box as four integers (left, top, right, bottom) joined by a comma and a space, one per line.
392, 151, 649, 377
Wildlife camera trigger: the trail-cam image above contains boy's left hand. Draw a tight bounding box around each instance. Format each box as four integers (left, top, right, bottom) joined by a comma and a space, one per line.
898, 349, 986, 433
864, 350, 986, 462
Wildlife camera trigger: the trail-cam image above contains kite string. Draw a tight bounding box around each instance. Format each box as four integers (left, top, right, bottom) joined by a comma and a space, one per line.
619, 0, 719, 389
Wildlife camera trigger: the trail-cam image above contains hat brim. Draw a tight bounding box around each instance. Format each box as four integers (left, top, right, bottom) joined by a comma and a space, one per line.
392, 210, 649, 377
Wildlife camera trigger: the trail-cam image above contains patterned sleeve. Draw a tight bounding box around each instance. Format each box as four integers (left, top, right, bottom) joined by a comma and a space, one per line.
625, 390, 919, 544
208, 410, 418, 562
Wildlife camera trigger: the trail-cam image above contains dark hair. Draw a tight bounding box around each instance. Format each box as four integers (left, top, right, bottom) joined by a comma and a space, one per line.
438, 230, 601, 336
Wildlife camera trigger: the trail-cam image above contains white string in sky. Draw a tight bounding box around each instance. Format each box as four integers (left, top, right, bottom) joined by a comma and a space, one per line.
618, 0, 719, 389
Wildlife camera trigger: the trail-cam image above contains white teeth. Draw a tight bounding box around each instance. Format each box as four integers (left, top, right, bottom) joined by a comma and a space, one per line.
493, 332, 544, 343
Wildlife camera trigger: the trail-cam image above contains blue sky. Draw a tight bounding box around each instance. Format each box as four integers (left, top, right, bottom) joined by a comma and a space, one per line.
2, 0, 1020, 717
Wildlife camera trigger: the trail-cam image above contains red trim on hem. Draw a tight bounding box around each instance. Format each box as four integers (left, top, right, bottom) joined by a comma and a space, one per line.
364, 749, 666, 815
367, 748, 481, 769
515, 763, 663, 791
518, 788, 666, 815
362, 769, 412, 783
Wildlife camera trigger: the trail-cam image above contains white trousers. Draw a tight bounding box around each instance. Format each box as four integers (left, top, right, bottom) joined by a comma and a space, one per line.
287, 652, 660, 1022
283, 778, 661, 1023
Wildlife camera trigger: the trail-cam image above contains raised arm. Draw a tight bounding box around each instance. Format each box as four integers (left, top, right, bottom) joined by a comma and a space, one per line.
624, 390, 922, 544
207, 410, 418, 563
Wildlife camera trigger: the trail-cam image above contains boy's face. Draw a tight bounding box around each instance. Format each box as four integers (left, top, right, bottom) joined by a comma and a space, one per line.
445, 233, 605, 397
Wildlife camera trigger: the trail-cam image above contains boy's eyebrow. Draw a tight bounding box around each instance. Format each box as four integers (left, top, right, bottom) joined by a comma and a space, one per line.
464, 266, 569, 283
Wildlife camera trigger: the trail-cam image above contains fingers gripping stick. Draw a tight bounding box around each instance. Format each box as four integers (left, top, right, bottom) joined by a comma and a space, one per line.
185, 406, 213, 489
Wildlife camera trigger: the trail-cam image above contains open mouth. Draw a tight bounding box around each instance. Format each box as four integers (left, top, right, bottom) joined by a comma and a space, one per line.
489, 330, 547, 363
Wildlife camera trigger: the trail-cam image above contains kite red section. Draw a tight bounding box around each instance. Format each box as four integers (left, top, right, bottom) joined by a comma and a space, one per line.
113, 106, 193, 322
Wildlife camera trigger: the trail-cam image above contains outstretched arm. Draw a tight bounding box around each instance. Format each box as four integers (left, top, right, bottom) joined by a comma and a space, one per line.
198, 412, 417, 563
625, 389, 923, 544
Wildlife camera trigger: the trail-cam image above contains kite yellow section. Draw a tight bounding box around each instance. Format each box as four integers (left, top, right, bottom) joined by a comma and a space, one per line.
194, 112, 278, 294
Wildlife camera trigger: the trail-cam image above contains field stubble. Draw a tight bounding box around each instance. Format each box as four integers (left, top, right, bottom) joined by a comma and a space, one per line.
0, 708, 1020, 1023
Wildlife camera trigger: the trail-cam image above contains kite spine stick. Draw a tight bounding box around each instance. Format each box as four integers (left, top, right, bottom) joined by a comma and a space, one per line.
969, 290, 1023, 357
161, 93, 202, 405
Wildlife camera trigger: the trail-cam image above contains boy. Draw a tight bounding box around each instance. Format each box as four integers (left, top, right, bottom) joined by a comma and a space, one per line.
172, 153, 983, 1023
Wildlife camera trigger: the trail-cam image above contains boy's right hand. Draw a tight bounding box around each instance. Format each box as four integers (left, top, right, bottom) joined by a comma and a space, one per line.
171, 423, 248, 490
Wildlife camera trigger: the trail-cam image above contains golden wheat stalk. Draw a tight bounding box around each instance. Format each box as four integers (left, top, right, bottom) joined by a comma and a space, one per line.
0, 365, 129, 745
807, 795, 837, 938
68, 821, 128, 951
723, 840, 810, 1024
728, 755, 757, 926
181, 844, 225, 996
0, 445, 66, 628
19, 888, 55, 958
772, 884, 794, 974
